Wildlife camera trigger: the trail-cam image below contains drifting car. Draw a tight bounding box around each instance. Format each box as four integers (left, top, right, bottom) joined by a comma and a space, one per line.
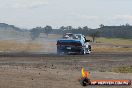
56, 33, 91, 54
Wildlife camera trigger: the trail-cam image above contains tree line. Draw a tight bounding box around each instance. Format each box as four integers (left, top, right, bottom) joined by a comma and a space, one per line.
30, 25, 52, 40
30, 24, 132, 41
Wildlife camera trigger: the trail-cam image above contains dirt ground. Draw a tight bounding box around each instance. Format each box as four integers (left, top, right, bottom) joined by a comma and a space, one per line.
0, 52, 132, 88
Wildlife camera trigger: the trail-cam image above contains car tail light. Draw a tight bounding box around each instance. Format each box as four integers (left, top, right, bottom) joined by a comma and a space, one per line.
57, 41, 61, 45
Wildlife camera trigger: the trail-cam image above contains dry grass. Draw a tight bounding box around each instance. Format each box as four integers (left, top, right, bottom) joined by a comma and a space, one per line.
0, 40, 43, 52
45, 35, 132, 52
111, 66, 132, 73
41, 42, 56, 52
0, 35, 132, 52
49, 34, 132, 46
85, 37, 132, 52
48, 34, 62, 39
86, 37, 132, 46
92, 45, 132, 52
97, 38, 132, 45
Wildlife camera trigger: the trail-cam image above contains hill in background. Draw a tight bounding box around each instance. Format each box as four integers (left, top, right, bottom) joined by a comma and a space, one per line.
0, 23, 30, 40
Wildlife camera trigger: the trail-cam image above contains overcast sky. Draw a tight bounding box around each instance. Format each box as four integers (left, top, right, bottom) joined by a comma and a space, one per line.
0, 0, 132, 29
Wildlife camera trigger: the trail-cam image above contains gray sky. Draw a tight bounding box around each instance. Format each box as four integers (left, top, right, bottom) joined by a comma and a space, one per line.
0, 0, 132, 29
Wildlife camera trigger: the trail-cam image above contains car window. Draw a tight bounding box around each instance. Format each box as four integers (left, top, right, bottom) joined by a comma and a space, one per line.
75, 35, 81, 40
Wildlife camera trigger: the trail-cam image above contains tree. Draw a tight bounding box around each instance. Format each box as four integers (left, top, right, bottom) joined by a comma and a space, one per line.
83, 26, 89, 30
78, 27, 82, 30
82, 26, 89, 35
44, 25, 52, 36
59, 26, 67, 34
65, 26, 73, 30
30, 27, 42, 40
99, 24, 104, 28
60, 26, 66, 30
89, 31, 100, 42
125, 23, 130, 26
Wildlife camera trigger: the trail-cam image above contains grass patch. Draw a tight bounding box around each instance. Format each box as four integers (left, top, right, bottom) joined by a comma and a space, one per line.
48, 35, 132, 46
48, 34, 62, 39
92, 46, 132, 52
111, 66, 132, 73
85, 37, 132, 52
86, 37, 132, 46
97, 38, 132, 45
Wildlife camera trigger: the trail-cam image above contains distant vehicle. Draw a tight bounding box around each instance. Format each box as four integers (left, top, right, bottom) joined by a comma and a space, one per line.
56, 33, 91, 54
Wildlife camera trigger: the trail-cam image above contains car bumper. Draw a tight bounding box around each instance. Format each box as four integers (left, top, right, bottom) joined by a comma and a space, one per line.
57, 45, 83, 53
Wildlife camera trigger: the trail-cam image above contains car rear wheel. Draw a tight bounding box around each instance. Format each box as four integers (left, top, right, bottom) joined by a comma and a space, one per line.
81, 49, 86, 55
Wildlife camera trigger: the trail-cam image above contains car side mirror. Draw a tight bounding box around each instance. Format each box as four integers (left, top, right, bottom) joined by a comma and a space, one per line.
85, 40, 91, 42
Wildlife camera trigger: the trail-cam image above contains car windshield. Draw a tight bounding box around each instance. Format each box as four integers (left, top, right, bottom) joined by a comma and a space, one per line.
75, 35, 81, 40
63, 33, 78, 39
